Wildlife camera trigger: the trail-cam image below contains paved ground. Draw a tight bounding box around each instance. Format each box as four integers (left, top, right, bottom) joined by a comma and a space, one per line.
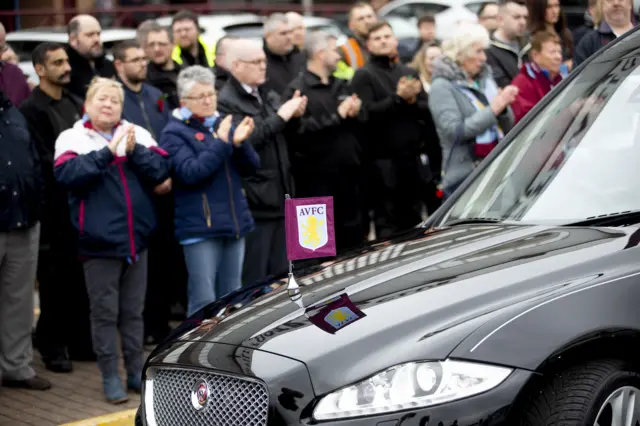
0, 298, 150, 426
0, 352, 144, 426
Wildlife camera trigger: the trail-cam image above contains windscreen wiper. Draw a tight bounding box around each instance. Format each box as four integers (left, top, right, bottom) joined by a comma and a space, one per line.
564, 210, 640, 227
444, 217, 503, 226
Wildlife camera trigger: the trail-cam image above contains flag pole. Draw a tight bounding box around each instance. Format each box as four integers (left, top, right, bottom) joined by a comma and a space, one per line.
285, 193, 301, 302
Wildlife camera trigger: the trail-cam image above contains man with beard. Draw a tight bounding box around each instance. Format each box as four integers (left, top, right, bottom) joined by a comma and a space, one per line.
284, 31, 366, 251
340, 2, 377, 71
114, 40, 169, 140
213, 36, 235, 92
140, 23, 181, 110
171, 10, 215, 68
351, 21, 437, 238
65, 15, 116, 99
20, 43, 90, 372
113, 40, 175, 345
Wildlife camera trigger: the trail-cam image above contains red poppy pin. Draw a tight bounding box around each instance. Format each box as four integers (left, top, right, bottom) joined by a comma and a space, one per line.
156, 98, 164, 113
195, 132, 205, 141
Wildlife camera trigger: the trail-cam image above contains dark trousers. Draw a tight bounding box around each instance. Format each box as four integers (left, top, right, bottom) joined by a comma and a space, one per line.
242, 219, 288, 287
144, 195, 187, 340
83, 251, 148, 379
295, 170, 365, 252
371, 157, 423, 239
35, 208, 93, 361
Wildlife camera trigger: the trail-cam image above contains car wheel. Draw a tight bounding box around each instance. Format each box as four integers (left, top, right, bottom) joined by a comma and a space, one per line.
520, 359, 640, 425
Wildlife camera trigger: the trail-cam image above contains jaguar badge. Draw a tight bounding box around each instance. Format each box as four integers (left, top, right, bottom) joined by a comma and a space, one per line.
191, 379, 210, 410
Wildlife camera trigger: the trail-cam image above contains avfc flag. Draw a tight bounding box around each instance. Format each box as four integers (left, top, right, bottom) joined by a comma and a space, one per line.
285, 196, 337, 261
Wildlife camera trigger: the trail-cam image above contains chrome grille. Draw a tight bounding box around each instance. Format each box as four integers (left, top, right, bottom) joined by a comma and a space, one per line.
151, 368, 269, 426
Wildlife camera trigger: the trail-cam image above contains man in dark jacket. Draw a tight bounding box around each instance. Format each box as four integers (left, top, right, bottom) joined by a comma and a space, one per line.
0, 89, 51, 391
141, 23, 182, 111
218, 38, 307, 286
113, 39, 178, 345
486, 0, 529, 88
351, 21, 437, 238
66, 14, 117, 99
213, 36, 235, 92
20, 42, 93, 373
284, 31, 366, 251
572, 0, 597, 47
574, 0, 634, 67
262, 13, 306, 97
114, 40, 169, 140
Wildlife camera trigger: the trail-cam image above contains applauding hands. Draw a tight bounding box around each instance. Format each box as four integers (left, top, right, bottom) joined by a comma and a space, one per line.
396, 76, 423, 104
277, 90, 308, 121
217, 115, 255, 147
338, 94, 362, 119
107, 125, 136, 155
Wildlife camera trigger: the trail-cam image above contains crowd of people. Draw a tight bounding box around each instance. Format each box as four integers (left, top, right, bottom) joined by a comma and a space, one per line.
0, 0, 634, 404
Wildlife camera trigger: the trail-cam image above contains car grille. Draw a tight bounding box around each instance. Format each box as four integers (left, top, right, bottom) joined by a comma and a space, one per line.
151, 368, 269, 426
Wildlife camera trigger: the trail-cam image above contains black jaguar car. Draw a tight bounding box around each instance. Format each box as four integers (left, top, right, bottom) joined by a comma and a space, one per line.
137, 26, 640, 426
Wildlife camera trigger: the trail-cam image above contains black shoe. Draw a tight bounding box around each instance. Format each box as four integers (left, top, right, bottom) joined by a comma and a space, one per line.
43, 356, 73, 373
2, 376, 51, 391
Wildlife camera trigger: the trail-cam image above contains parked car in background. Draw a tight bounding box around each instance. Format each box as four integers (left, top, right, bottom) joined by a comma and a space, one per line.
6, 27, 136, 85
136, 24, 640, 426
155, 13, 418, 49
156, 13, 350, 46
155, 13, 264, 45
377, 0, 481, 40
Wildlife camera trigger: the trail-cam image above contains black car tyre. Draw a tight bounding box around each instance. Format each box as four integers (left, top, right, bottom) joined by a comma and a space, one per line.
520, 359, 640, 425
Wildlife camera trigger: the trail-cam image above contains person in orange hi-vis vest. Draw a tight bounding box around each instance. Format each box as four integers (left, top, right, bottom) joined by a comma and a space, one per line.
340, 2, 377, 70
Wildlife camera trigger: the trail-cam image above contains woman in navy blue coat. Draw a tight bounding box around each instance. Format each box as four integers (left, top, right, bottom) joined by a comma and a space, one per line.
160, 65, 259, 316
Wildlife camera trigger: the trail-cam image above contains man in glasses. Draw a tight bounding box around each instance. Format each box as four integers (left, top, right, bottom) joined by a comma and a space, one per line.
139, 22, 181, 111
218, 38, 307, 287
113, 39, 175, 347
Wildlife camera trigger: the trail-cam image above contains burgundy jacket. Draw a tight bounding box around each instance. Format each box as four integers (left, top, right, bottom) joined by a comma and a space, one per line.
0, 61, 31, 107
512, 62, 563, 124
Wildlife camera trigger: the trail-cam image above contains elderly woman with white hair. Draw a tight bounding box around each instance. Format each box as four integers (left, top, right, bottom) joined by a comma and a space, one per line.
159, 65, 258, 317
429, 23, 518, 198
53, 77, 170, 403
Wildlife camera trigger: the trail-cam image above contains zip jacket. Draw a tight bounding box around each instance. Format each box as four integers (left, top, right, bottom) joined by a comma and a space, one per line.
53, 119, 170, 260
486, 35, 529, 88
120, 80, 170, 141
159, 109, 259, 242
511, 62, 563, 123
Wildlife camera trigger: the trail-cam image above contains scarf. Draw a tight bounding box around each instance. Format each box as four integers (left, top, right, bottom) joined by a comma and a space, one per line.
455, 77, 504, 158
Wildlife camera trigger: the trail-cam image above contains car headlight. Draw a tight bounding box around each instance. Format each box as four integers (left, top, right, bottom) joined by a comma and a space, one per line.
313, 359, 512, 420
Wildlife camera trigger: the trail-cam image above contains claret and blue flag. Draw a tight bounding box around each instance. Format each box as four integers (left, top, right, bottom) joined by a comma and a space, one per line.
285, 196, 337, 261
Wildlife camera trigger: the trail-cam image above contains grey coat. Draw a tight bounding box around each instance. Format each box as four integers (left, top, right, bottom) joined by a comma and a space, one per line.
428, 56, 514, 196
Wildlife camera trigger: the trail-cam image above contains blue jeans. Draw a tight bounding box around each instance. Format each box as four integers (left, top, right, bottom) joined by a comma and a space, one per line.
183, 237, 245, 316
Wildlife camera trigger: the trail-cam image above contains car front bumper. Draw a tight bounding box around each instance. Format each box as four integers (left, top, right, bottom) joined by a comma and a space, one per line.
137, 359, 533, 426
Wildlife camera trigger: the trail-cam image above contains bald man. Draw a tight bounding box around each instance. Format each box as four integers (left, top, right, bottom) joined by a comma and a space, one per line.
285, 12, 306, 49
66, 14, 116, 98
218, 38, 307, 286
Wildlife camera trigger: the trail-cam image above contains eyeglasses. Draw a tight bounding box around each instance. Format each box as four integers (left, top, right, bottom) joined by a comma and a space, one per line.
124, 57, 147, 64
184, 92, 216, 102
240, 58, 267, 66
